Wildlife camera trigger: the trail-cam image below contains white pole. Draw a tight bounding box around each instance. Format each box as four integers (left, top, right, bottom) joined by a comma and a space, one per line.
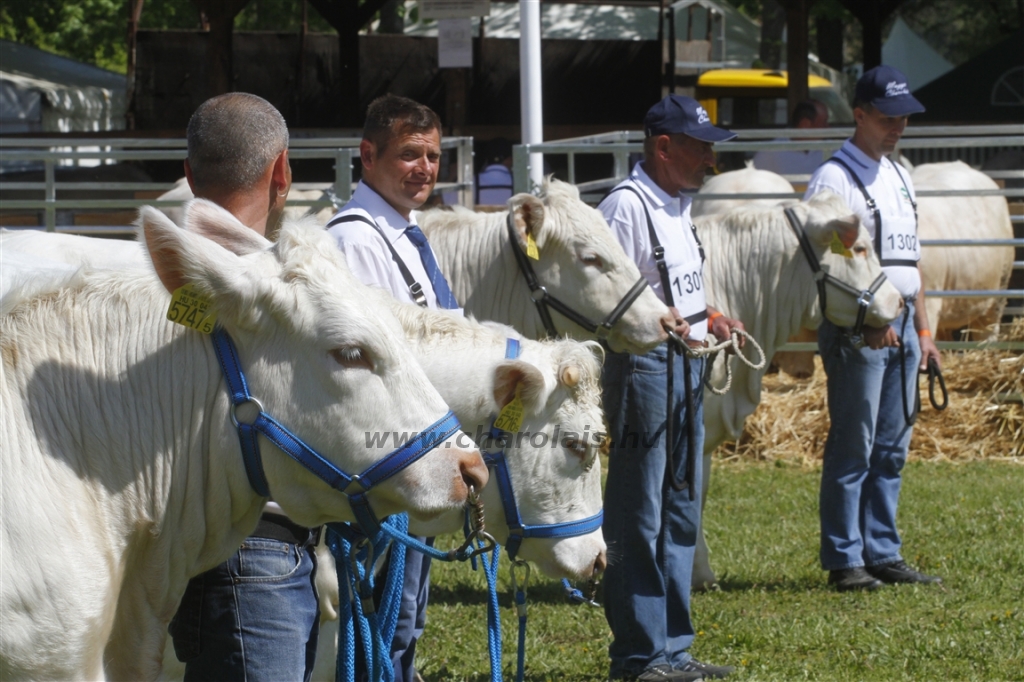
519, 0, 544, 191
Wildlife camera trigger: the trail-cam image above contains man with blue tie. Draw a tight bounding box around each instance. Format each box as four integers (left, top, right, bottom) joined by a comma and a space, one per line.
326, 94, 458, 682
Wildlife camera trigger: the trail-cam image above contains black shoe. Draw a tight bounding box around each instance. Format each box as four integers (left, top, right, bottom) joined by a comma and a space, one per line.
677, 658, 735, 679
867, 560, 942, 585
828, 566, 884, 592
614, 663, 704, 681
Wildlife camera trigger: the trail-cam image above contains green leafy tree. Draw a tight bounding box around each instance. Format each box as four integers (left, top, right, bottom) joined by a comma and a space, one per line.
0, 0, 129, 72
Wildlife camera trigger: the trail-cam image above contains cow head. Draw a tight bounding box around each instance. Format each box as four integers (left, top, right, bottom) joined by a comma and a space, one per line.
139, 200, 487, 528
507, 179, 672, 354
798, 190, 904, 329
481, 340, 607, 579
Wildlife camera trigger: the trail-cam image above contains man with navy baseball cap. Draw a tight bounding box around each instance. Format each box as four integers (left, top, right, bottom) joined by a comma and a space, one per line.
597, 94, 745, 681
804, 65, 942, 592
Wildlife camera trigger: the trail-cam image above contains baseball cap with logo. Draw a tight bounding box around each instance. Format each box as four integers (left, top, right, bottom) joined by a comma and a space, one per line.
854, 65, 925, 116
644, 94, 736, 143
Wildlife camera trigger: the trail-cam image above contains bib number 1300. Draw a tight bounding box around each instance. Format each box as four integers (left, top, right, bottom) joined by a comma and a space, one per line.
673, 270, 703, 297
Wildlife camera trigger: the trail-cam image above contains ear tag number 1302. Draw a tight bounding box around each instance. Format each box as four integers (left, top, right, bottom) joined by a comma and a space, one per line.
167, 283, 217, 334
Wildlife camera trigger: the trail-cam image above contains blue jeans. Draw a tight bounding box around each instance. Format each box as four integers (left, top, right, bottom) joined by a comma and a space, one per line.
390, 537, 432, 682
817, 301, 920, 571
602, 346, 705, 679
169, 529, 320, 681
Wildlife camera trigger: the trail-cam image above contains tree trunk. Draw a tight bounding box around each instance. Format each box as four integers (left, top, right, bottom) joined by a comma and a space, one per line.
308, 0, 391, 128
815, 13, 843, 71
125, 0, 145, 130
190, 0, 250, 99
785, 0, 810, 118
377, 0, 403, 34
860, 2, 882, 71
760, 0, 787, 69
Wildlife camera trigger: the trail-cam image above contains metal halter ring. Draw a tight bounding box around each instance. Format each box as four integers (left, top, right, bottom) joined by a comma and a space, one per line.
857, 290, 875, 307
230, 396, 265, 428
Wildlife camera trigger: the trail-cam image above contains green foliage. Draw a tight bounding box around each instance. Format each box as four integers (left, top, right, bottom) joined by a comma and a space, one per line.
892, 0, 1023, 65
0, 0, 128, 73
418, 461, 1024, 681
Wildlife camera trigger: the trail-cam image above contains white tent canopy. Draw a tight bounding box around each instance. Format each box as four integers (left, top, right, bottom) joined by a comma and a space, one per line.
0, 39, 126, 135
882, 17, 953, 91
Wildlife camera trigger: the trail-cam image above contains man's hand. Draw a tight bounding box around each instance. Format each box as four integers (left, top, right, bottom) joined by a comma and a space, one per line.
709, 310, 746, 350
862, 324, 899, 350
918, 332, 941, 372
667, 306, 690, 339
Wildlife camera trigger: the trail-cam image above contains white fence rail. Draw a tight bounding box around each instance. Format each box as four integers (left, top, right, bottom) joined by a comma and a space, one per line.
0, 136, 475, 234
513, 124, 1024, 351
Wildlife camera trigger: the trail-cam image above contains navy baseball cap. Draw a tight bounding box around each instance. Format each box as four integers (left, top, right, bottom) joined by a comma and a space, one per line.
854, 65, 925, 116
644, 94, 736, 143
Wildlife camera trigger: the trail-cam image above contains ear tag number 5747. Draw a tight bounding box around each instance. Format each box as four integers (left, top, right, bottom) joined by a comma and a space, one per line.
167, 283, 217, 334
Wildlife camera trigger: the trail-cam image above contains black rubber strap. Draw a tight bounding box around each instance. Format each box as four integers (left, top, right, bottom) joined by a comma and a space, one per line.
252, 513, 317, 546
326, 213, 427, 308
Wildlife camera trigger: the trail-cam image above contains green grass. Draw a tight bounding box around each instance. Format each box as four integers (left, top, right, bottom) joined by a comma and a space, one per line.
415, 461, 1024, 681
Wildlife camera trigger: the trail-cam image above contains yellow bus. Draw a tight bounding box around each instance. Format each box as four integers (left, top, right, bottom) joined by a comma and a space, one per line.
695, 69, 854, 126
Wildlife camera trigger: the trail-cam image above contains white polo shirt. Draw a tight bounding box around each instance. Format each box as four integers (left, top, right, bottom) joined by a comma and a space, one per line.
327, 181, 456, 311
805, 140, 921, 299
599, 163, 708, 342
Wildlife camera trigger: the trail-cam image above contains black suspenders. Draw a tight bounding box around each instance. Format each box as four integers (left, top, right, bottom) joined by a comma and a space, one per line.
827, 154, 918, 268
607, 184, 707, 326
325, 213, 428, 308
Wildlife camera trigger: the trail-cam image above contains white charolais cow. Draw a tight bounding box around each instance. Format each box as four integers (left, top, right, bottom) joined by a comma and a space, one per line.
914, 161, 1015, 338
690, 166, 796, 218
419, 178, 674, 354
304, 309, 609, 682
772, 161, 1016, 379
0, 201, 487, 680
692, 190, 904, 588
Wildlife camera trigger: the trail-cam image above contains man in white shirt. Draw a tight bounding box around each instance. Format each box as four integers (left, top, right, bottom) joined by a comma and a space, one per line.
804, 65, 942, 592
598, 94, 745, 682
751, 99, 829, 178
325, 94, 458, 682
168, 93, 323, 682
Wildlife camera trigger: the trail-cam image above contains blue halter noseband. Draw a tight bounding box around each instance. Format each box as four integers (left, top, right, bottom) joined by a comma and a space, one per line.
483, 338, 604, 561
211, 327, 462, 536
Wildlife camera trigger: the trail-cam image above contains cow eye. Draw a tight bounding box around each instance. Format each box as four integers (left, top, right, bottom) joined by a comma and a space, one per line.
580, 253, 603, 268
330, 346, 373, 371
853, 245, 868, 256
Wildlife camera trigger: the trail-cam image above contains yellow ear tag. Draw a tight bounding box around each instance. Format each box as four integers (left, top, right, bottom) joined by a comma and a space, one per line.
493, 386, 525, 433
167, 283, 217, 334
830, 231, 854, 258
526, 232, 540, 260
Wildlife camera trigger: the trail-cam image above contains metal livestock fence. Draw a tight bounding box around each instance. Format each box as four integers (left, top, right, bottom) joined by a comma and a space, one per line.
0, 135, 475, 235
513, 124, 1024, 351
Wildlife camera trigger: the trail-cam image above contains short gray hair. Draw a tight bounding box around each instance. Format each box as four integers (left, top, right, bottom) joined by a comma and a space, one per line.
186, 93, 289, 193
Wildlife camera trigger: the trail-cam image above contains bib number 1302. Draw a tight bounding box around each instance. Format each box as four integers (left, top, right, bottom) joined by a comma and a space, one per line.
673, 270, 703, 297
887, 233, 917, 251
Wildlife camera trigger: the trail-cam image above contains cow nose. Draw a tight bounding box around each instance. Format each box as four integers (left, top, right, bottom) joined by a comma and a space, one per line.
458, 450, 489, 496
593, 549, 608, 575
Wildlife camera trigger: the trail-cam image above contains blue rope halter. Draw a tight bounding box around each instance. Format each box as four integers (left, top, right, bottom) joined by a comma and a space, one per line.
210, 326, 462, 537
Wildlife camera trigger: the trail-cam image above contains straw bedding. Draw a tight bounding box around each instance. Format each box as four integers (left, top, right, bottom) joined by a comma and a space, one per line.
715, 318, 1024, 464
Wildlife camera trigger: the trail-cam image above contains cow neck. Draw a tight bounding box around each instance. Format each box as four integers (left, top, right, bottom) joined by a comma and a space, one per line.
695, 212, 821, 444
425, 209, 552, 340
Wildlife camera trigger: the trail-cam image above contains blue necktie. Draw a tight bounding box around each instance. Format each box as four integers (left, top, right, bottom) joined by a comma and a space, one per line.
404, 225, 459, 310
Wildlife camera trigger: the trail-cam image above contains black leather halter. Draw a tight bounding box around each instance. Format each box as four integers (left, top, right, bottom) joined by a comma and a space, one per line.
783, 207, 889, 339
506, 212, 650, 339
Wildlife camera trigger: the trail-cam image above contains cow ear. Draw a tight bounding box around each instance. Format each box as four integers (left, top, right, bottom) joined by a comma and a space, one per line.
830, 215, 860, 249
492, 360, 548, 414
508, 194, 546, 251
183, 199, 271, 256
559, 363, 580, 388
138, 205, 263, 325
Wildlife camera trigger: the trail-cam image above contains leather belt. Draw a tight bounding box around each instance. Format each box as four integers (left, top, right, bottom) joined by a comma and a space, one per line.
252, 513, 321, 547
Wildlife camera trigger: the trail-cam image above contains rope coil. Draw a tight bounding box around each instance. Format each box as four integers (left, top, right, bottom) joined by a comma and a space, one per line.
667, 327, 767, 395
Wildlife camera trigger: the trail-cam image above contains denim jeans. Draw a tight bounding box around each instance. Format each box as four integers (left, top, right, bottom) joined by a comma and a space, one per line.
602, 346, 705, 679
817, 300, 920, 571
390, 537, 432, 682
168, 535, 320, 682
